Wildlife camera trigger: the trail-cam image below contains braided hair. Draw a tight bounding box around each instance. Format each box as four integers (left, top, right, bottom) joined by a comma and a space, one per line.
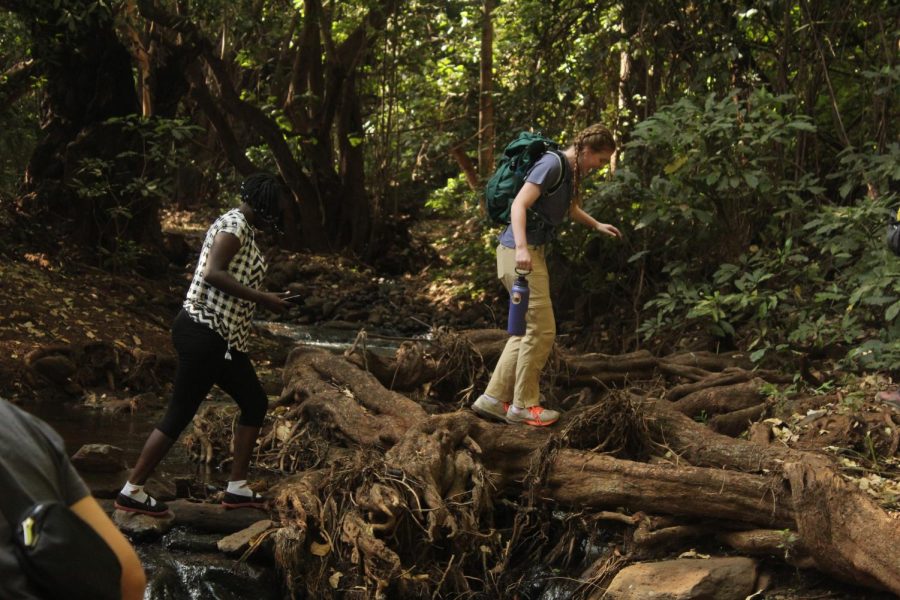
240, 172, 286, 230
571, 124, 616, 208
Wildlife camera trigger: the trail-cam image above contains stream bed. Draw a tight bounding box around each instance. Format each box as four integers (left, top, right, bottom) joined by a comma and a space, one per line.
25, 322, 402, 599
25, 323, 579, 599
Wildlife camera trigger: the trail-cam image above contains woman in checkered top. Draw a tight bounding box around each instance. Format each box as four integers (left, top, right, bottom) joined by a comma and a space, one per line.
116, 173, 293, 517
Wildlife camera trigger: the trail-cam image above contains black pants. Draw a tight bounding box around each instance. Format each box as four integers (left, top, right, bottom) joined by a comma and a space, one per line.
157, 310, 268, 439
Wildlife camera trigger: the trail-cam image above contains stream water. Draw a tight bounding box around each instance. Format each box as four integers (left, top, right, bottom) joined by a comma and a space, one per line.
255, 320, 427, 356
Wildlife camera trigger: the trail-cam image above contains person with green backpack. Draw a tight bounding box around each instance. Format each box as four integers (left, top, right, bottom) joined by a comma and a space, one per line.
473, 123, 622, 426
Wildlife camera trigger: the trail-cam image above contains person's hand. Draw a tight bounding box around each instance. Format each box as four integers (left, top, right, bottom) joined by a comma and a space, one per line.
596, 223, 622, 239
257, 291, 292, 313
515, 246, 532, 272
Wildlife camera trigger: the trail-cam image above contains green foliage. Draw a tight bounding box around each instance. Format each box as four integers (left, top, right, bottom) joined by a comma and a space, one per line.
615, 87, 900, 367
69, 116, 201, 270
424, 174, 497, 301
1, 0, 898, 377
0, 12, 38, 198
425, 173, 475, 214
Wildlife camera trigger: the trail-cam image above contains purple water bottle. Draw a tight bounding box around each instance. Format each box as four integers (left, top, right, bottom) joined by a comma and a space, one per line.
507, 272, 530, 335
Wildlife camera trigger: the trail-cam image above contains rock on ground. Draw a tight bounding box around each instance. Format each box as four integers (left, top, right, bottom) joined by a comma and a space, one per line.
602, 557, 759, 600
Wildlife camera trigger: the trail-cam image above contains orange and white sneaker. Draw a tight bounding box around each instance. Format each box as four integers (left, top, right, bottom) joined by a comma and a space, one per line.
472, 394, 511, 422
505, 405, 560, 427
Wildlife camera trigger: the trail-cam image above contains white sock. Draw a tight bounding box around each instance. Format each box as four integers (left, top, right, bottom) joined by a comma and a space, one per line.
227, 480, 252, 497
120, 481, 154, 505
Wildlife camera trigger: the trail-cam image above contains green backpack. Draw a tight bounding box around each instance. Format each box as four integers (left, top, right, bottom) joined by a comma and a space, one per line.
484, 131, 566, 226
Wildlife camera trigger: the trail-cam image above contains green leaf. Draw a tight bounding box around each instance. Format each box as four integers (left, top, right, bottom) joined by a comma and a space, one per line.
838, 181, 853, 199
787, 120, 817, 132
886, 300, 900, 321
664, 155, 688, 175
628, 250, 650, 263
743, 172, 759, 189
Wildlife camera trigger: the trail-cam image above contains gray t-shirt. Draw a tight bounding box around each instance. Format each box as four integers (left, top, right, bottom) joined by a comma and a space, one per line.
0, 400, 91, 599
498, 151, 573, 248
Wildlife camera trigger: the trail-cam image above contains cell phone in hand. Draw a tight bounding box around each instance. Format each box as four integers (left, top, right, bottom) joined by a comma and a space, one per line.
284, 294, 303, 305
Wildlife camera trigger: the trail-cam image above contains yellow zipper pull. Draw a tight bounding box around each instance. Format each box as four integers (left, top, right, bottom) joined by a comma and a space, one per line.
21, 516, 36, 547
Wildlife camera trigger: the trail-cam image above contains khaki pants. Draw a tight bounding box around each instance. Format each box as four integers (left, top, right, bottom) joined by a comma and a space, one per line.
485, 245, 555, 408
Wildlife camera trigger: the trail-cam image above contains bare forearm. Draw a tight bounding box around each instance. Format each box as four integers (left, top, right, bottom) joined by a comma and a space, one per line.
510, 182, 542, 248
510, 202, 528, 248
571, 205, 599, 228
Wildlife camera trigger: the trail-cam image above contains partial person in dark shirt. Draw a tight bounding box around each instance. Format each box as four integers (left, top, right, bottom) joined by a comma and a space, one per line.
0, 399, 146, 600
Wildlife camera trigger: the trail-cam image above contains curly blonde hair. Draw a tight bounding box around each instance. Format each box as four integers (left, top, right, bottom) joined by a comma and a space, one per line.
571, 123, 616, 208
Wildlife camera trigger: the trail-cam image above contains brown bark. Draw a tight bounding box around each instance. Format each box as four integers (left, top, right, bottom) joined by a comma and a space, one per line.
479, 428, 794, 528
280, 346, 426, 447
708, 402, 769, 437
271, 347, 900, 595
477, 0, 495, 180
98, 499, 264, 534
717, 529, 816, 569
450, 145, 480, 192
187, 69, 257, 176
4, 2, 159, 253
784, 460, 900, 592
671, 379, 765, 417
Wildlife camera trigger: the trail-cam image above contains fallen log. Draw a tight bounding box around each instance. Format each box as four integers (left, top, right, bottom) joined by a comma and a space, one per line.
462, 416, 795, 529
99, 498, 266, 534
267, 346, 900, 596
341, 329, 783, 395
671, 379, 766, 418
708, 402, 769, 436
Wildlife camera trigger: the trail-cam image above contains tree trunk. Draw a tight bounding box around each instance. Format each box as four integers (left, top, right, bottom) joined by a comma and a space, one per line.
137, 0, 399, 255
3, 1, 159, 253
478, 0, 495, 180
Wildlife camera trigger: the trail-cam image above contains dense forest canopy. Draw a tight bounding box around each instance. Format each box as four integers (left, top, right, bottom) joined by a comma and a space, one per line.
0, 0, 897, 368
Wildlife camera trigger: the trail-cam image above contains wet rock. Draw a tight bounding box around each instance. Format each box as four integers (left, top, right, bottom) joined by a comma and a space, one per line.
71, 443, 127, 472
113, 509, 176, 540
339, 309, 369, 322
603, 557, 758, 600
217, 519, 274, 556
31, 354, 77, 385
83, 469, 131, 498
128, 391, 166, 410
164, 528, 221, 553
100, 398, 134, 415
304, 295, 326, 311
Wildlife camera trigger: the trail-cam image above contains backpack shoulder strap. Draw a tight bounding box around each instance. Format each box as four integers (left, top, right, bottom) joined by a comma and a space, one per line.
546, 150, 566, 194
524, 150, 566, 193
